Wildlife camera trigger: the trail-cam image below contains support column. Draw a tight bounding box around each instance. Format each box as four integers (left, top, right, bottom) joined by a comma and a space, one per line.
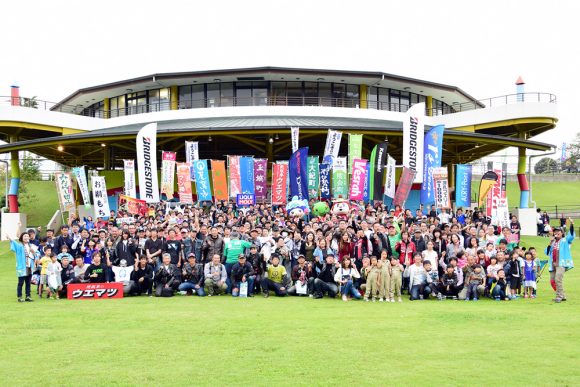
170, 85, 178, 110
426, 96, 433, 116
103, 97, 110, 119
8, 148, 20, 213
448, 163, 455, 201
518, 147, 529, 208
359, 85, 367, 109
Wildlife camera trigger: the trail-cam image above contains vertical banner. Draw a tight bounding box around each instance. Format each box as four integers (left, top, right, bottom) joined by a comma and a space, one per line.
228, 156, 242, 198
349, 159, 367, 200
402, 102, 425, 183
319, 163, 331, 200
72, 166, 91, 206
420, 125, 444, 204
369, 142, 388, 201
291, 127, 299, 154
91, 175, 110, 218
561, 142, 567, 162
185, 141, 199, 180
363, 162, 370, 204
176, 163, 193, 204
384, 155, 396, 199
307, 156, 319, 198
193, 160, 212, 202
486, 161, 503, 218
289, 147, 309, 200
55, 172, 76, 212
501, 162, 507, 199
253, 159, 268, 201
323, 129, 342, 164
123, 160, 137, 198
332, 156, 348, 198
348, 134, 363, 174
455, 164, 472, 208
432, 167, 451, 209
478, 171, 499, 207
393, 167, 417, 207
239, 157, 255, 194
210, 160, 228, 201
272, 163, 288, 205
136, 123, 159, 203
160, 151, 176, 198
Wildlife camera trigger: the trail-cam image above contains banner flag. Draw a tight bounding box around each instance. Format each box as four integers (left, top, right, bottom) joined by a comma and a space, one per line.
91, 175, 110, 218
349, 159, 367, 200
455, 164, 472, 208
402, 102, 425, 183
384, 155, 396, 199
307, 156, 319, 198
210, 160, 228, 201
501, 162, 507, 199
239, 157, 255, 194
478, 170, 499, 207
272, 163, 288, 205
136, 123, 159, 203
420, 125, 444, 204
432, 167, 451, 209
319, 163, 331, 200
160, 151, 176, 198
289, 147, 309, 200
363, 162, 370, 204
393, 167, 416, 207
55, 172, 76, 212
118, 194, 148, 216
561, 142, 567, 162
332, 156, 348, 198
369, 142, 388, 201
122, 160, 137, 198
348, 134, 363, 174
72, 166, 91, 206
486, 162, 504, 217
291, 127, 299, 153
228, 155, 242, 198
193, 160, 212, 202
323, 129, 342, 164
176, 163, 193, 204
253, 159, 268, 200
496, 198, 510, 228
185, 141, 199, 180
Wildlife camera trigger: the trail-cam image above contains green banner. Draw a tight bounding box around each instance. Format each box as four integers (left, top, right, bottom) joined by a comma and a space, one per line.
348, 134, 363, 174
332, 156, 348, 198
307, 156, 319, 198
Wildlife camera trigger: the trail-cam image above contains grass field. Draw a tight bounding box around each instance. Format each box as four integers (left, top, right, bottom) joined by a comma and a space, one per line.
0, 235, 578, 386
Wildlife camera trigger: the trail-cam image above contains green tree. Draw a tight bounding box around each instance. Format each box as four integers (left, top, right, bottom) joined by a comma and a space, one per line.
561, 133, 580, 173
534, 157, 558, 174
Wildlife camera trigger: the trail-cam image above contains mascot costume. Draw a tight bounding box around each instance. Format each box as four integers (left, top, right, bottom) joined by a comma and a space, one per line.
286, 196, 310, 218
331, 199, 351, 220
311, 201, 330, 222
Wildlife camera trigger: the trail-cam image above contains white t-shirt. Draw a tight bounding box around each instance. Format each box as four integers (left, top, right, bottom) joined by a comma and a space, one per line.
112, 266, 133, 284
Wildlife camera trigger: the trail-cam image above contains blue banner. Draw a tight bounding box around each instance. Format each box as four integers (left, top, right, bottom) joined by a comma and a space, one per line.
289, 147, 309, 200
239, 157, 255, 194
319, 163, 331, 199
363, 162, 370, 204
455, 164, 472, 208
192, 160, 212, 202
420, 125, 445, 204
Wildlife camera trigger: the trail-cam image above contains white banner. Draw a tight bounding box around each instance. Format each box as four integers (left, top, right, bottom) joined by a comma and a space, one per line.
291, 127, 299, 153
91, 175, 110, 218
495, 198, 510, 228
123, 160, 137, 198
136, 123, 159, 203
72, 166, 90, 206
432, 167, 450, 209
333, 156, 347, 172
323, 129, 342, 165
384, 155, 396, 199
55, 172, 76, 212
185, 141, 199, 164
403, 103, 425, 183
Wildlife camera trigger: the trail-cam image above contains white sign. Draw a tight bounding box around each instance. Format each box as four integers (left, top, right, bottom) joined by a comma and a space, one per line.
291, 127, 299, 153
323, 129, 342, 164
384, 155, 396, 199
136, 123, 160, 203
91, 175, 111, 218
112, 265, 133, 283
402, 103, 425, 183
123, 160, 137, 198
72, 166, 91, 206
185, 141, 199, 163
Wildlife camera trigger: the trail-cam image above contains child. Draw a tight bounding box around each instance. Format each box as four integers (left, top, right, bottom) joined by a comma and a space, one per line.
523, 252, 537, 299
379, 250, 391, 302
56, 245, 73, 263
484, 242, 496, 261
439, 266, 459, 299
486, 256, 501, 294
456, 251, 467, 269
505, 251, 521, 299
38, 246, 53, 298
465, 265, 485, 301
364, 256, 381, 302
46, 255, 63, 299
389, 256, 403, 303
424, 261, 439, 299
491, 269, 509, 301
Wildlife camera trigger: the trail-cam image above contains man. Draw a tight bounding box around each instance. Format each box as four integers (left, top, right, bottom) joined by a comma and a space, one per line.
59, 256, 75, 298
313, 254, 338, 299
145, 228, 164, 267
204, 254, 227, 296
403, 254, 432, 300
287, 254, 315, 296
112, 259, 135, 296
131, 255, 154, 296
178, 253, 205, 296
458, 255, 485, 300
411, 229, 427, 254
164, 229, 183, 267
545, 220, 575, 303
54, 225, 73, 256
223, 232, 252, 293
230, 254, 255, 297
201, 226, 223, 264
84, 253, 107, 283
261, 255, 287, 297
154, 253, 180, 297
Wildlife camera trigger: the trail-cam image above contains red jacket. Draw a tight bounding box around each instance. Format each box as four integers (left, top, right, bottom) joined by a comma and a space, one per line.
395, 240, 416, 265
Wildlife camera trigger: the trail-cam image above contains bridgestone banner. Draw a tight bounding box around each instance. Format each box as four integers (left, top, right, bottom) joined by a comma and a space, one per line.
402, 103, 425, 183
136, 123, 159, 203
123, 160, 137, 198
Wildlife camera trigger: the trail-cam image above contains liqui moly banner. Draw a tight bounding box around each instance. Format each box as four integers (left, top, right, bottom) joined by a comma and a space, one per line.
307, 156, 319, 198
349, 159, 367, 200
176, 163, 193, 204
254, 159, 268, 200
72, 166, 90, 206
210, 160, 228, 201
432, 167, 450, 209
402, 103, 425, 183
291, 127, 299, 153
319, 163, 331, 200
228, 156, 242, 198
348, 134, 363, 174
369, 142, 388, 201
323, 129, 342, 164
55, 172, 76, 212
193, 160, 212, 202
332, 156, 348, 198
91, 175, 110, 218
486, 162, 505, 218
185, 141, 199, 180
420, 125, 444, 204
136, 123, 159, 203
272, 163, 288, 205
239, 157, 255, 194
289, 147, 309, 201
160, 151, 176, 198
384, 155, 396, 199
393, 167, 416, 207
455, 164, 472, 208
123, 160, 137, 198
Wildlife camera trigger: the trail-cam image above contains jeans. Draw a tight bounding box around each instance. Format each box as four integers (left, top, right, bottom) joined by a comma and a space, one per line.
225, 262, 235, 294
232, 276, 255, 297
17, 275, 32, 298
410, 284, 430, 300
134, 278, 153, 295
313, 278, 338, 298
340, 280, 361, 299
261, 278, 287, 296
491, 284, 506, 300
178, 281, 206, 296
465, 283, 480, 300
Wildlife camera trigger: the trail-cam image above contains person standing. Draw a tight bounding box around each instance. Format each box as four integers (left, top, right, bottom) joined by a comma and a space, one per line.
7, 231, 37, 302
545, 220, 575, 303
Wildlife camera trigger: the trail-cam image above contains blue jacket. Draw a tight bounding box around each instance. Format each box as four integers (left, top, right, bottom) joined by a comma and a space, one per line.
11, 240, 36, 277
545, 227, 575, 271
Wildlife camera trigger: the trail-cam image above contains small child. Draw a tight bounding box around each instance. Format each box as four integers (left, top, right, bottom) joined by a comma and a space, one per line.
486, 256, 501, 292
492, 269, 509, 301
484, 242, 496, 261
523, 252, 537, 299
364, 257, 381, 302
46, 255, 63, 299
38, 246, 53, 298
379, 251, 391, 302
389, 256, 404, 303
56, 245, 73, 263
424, 261, 439, 299
465, 265, 485, 301
456, 251, 467, 269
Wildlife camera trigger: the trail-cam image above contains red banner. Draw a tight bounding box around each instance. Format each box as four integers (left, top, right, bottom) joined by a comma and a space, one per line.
118, 194, 148, 216
176, 162, 193, 204
272, 163, 288, 205
393, 167, 416, 208
67, 283, 123, 300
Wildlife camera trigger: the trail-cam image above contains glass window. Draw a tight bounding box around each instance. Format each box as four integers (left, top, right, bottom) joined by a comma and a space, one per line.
158, 87, 170, 111
390, 90, 400, 112
252, 81, 268, 106
346, 84, 359, 107
148, 89, 160, 112
220, 82, 234, 107
378, 88, 389, 110
117, 95, 125, 116
400, 91, 410, 112
411, 93, 419, 105
207, 84, 219, 107
304, 82, 318, 105
368, 87, 378, 109
236, 82, 252, 106
286, 82, 303, 106
192, 84, 204, 108
179, 86, 192, 109
271, 82, 286, 105
319, 83, 332, 106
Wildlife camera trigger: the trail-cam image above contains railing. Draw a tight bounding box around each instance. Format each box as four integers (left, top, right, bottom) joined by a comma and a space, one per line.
0, 92, 557, 119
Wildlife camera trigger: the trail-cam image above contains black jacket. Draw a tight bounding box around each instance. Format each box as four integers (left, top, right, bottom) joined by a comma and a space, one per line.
315, 261, 336, 283
155, 264, 180, 287
84, 263, 107, 283
231, 261, 255, 283
132, 264, 154, 282
181, 262, 204, 287
246, 252, 266, 275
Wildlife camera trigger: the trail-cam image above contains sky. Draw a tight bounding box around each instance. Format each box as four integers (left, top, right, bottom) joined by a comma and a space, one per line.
1, 0, 579, 163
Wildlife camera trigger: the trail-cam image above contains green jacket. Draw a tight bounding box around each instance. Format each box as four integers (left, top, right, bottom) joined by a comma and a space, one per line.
224, 239, 252, 264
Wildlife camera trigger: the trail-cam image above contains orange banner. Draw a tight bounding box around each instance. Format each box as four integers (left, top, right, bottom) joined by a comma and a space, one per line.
211, 160, 228, 201
176, 163, 193, 204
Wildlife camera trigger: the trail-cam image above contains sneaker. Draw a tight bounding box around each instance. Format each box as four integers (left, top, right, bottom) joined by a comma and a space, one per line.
465, 299, 470, 302
437, 292, 443, 301
389, 298, 395, 303
553, 298, 562, 303
372, 298, 376, 302
364, 298, 369, 302
378, 298, 383, 302
342, 294, 348, 302
313, 293, 323, 299
25, 297, 33, 302
419, 295, 424, 300
531, 295, 536, 299
207, 294, 213, 297
18, 298, 24, 303
309, 294, 314, 298
473, 298, 478, 301
397, 297, 402, 303
263, 292, 269, 298
524, 294, 529, 299
452, 296, 458, 300
495, 297, 500, 301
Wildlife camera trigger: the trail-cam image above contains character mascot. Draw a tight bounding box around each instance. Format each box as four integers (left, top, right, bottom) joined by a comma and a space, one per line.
286, 196, 310, 218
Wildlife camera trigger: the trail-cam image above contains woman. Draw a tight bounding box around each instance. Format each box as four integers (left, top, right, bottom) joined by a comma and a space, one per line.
313, 238, 334, 264
465, 236, 479, 257
337, 233, 354, 263
395, 231, 416, 266
334, 256, 361, 301
446, 233, 465, 260
7, 231, 37, 302
432, 228, 447, 262
421, 240, 439, 270
303, 232, 316, 262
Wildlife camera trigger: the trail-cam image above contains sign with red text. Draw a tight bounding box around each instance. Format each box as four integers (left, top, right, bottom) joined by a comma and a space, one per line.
67, 283, 123, 300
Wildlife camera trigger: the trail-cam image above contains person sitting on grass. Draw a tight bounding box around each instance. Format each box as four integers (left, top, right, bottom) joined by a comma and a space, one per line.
261, 254, 288, 297
154, 253, 181, 297
112, 259, 135, 296
439, 265, 459, 299
334, 256, 361, 301
178, 253, 205, 296
491, 269, 509, 301
84, 252, 107, 283
231, 254, 255, 297
424, 261, 439, 299
131, 255, 154, 296
204, 254, 227, 296
312, 254, 338, 299
287, 254, 315, 297
464, 265, 485, 301
403, 253, 432, 301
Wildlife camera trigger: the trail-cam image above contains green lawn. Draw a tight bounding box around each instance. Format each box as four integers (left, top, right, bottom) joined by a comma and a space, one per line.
0, 235, 578, 386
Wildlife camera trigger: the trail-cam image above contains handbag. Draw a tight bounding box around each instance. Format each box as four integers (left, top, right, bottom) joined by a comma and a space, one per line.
239, 281, 248, 298
295, 280, 307, 295
48, 273, 59, 289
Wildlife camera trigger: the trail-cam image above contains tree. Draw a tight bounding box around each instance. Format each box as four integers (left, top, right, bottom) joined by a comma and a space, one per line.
561, 132, 580, 173
534, 157, 558, 174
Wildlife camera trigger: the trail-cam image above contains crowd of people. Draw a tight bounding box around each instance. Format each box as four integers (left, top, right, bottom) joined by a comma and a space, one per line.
7, 200, 575, 303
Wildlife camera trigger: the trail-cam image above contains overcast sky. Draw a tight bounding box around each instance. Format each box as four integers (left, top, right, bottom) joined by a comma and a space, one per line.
2, 0, 578, 153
